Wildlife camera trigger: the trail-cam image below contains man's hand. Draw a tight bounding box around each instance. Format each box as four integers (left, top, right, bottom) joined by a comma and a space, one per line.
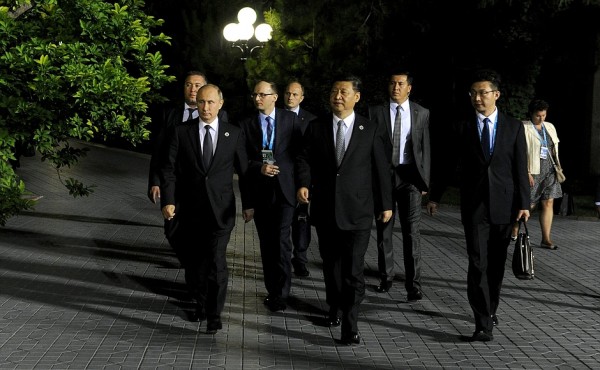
297, 187, 310, 204
243, 209, 254, 223
261, 163, 280, 177
162, 205, 175, 220
378, 210, 393, 223
516, 209, 530, 222
426, 201, 439, 216
148, 186, 160, 204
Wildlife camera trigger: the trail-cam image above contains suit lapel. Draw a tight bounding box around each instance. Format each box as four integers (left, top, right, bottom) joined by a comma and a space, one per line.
342, 116, 366, 165
384, 103, 393, 142
187, 122, 204, 171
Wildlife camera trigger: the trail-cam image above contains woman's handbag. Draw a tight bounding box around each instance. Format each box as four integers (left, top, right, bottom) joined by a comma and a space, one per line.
549, 148, 566, 183
512, 218, 535, 280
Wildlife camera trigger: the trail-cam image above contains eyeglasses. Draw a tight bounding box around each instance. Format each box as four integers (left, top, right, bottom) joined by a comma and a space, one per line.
468, 90, 497, 98
251, 93, 275, 99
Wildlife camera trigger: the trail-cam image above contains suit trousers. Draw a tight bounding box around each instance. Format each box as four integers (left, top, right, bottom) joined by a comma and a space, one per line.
291, 202, 311, 266
464, 219, 511, 332
253, 183, 294, 299
316, 224, 370, 336
375, 164, 423, 292
172, 214, 231, 318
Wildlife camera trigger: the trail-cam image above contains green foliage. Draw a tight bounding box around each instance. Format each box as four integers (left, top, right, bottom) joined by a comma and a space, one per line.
0, 0, 174, 225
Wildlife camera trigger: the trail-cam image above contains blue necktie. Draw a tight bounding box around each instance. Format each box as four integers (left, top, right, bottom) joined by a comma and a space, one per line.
481, 118, 491, 161
265, 116, 273, 149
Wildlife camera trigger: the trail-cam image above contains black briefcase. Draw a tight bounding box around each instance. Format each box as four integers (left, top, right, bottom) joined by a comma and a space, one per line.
512, 218, 535, 280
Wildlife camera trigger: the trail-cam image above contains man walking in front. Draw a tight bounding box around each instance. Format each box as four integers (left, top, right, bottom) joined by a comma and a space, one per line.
296, 75, 392, 345
427, 69, 530, 342
160, 84, 251, 334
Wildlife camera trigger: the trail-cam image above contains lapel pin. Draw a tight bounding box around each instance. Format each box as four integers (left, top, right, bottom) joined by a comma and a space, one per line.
359, 125, 364, 130
224, 132, 229, 137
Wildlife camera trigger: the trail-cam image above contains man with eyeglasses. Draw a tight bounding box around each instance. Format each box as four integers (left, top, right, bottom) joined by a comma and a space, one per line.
239, 80, 303, 312
284, 80, 317, 277
427, 69, 530, 342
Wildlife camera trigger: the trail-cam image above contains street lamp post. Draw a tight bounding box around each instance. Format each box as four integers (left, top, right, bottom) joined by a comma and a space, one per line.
222, 7, 273, 60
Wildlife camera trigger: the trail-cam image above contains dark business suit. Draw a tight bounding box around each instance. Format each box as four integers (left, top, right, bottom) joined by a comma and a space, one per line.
149, 106, 228, 260
290, 107, 317, 269
160, 117, 249, 318
296, 113, 392, 337
369, 101, 430, 294
430, 111, 529, 333
238, 108, 302, 301
148, 105, 228, 194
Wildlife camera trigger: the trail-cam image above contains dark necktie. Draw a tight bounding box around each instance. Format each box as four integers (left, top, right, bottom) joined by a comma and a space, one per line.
392, 105, 402, 166
265, 116, 273, 149
481, 118, 491, 161
335, 120, 345, 166
203, 125, 213, 170
186, 108, 196, 122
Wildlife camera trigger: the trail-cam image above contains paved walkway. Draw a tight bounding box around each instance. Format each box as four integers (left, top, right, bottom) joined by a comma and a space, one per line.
1, 141, 599, 369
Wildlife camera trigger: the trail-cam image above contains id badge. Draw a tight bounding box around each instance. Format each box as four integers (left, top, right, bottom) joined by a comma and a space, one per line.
540, 146, 548, 159
261, 149, 275, 164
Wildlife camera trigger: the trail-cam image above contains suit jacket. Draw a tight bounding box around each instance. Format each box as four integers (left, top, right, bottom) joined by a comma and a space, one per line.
430, 111, 529, 225
160, 117, 249, 232
368, 101, 431, 191
296, 113, 393, 230
296, 107, 317, 135
238, 107, 302, 208
148, 104, 228, 191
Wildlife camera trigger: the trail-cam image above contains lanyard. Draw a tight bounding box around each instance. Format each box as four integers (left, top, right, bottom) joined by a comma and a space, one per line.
535, 123, 548, 147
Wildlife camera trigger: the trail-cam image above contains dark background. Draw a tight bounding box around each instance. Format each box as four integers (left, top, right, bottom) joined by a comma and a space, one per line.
141, 0, 600, 199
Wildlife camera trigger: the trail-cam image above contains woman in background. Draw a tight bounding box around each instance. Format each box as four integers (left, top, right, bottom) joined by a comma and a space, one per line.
512, 99, 562, 249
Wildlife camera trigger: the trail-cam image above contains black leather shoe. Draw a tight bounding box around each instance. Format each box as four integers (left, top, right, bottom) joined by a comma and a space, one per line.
375, 280, 393, 293
266, 297, 286, 312
492, 314, 498, 326
326, 315, 341, 327
206, 317, 222, 334
294, 263, 310, 277
190, 304, 206, 322
340, 333, 361, 345
407, 289, 423, 301
462, 331, 493, 342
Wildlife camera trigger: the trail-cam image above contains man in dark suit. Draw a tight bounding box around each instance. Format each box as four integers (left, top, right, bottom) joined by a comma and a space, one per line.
239, 80, 302, 312
148, 71, 207, 204
284, 80, 317, 277
369, 71, 431, 301
148, 71, 227, 272
160, 84, 251, 334
296, 75, 393, 346
427, 69, 530, 342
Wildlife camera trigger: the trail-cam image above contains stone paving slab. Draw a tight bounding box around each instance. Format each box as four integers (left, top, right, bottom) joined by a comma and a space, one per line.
0, 141, 599, 369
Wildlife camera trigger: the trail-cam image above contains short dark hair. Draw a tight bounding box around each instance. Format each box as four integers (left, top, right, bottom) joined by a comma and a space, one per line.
388, 70, 413, 85
528, 99, 550, 115
470, 69, 501, 90
185, 70, 207, 82
333, 75, 362, 92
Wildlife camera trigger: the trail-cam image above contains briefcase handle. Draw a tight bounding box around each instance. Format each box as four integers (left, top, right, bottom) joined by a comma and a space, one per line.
517, 217, 529, 235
